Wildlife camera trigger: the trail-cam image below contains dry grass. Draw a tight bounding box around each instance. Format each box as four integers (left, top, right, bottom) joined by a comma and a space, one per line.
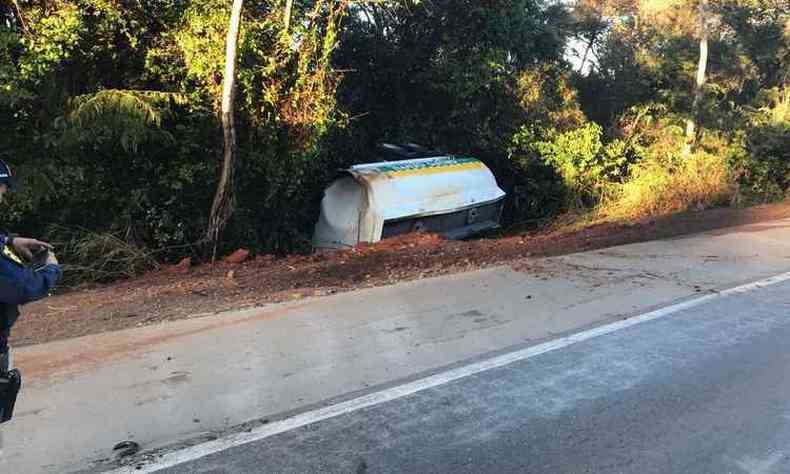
600, 151, 737, 221
47, 226, 161, 286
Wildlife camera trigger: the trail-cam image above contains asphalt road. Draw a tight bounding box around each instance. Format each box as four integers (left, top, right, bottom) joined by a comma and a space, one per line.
159, 276, 790, 474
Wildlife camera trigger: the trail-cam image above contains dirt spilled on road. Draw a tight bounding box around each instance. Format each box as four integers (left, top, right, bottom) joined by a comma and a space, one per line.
12, 202, 790, 347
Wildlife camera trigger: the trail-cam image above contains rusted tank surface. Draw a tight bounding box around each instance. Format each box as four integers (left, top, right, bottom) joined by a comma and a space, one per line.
313, 155, 506, 249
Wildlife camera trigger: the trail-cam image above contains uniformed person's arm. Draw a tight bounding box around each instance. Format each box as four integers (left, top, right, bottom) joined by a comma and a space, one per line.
0, 255, 61, 305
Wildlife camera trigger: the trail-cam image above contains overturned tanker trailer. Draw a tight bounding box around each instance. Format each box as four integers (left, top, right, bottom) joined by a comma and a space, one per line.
312, 155, 506, 250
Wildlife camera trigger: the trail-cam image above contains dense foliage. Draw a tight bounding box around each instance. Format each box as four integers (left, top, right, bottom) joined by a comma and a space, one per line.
0, 0, 787, 283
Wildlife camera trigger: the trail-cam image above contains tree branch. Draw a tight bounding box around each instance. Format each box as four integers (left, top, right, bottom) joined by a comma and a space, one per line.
7, 0, 30, 35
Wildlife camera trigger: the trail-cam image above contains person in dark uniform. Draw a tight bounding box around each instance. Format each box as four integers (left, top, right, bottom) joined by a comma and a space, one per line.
0, 160, 61, 423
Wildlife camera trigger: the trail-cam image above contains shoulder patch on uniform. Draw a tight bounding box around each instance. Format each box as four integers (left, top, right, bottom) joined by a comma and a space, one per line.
2, 245, 24, 266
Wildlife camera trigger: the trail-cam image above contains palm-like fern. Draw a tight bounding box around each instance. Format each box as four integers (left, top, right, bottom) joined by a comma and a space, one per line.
62, 89, 188, 153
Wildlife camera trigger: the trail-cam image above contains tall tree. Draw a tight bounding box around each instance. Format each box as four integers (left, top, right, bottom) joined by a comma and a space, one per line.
571, 0, 637, 74
207, 0, 244, 259
284, 0, 293, 32
685, 0, 710, 145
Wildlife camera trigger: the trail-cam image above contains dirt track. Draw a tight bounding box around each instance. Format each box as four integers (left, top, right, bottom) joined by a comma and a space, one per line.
12, 202, 790, 346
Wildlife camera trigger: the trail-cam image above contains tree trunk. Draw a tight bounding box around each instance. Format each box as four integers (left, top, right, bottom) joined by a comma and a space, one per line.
685, 0, 709, 148
284, 0, 294, 32
579, 30, 598, 75
206, 0, 244, 261
8, 0, 29, 35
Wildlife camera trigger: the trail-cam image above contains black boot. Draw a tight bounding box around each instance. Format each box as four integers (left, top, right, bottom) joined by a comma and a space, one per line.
0, 349, 20, 424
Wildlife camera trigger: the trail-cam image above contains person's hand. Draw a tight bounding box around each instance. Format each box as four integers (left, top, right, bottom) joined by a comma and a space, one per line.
10, 237, 54, 262
44, 250, 58, 266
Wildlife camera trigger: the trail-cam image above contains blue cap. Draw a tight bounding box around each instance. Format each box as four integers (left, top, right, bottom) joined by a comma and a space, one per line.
0, 160, 17, 191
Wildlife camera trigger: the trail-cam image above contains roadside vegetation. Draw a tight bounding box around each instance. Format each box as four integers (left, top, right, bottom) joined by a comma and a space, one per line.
1, 0, 788, 286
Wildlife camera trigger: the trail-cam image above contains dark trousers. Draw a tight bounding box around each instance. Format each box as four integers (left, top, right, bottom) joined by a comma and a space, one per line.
0, 328, 8, 355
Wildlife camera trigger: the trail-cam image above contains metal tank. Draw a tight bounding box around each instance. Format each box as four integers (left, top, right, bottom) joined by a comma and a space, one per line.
313, 154, 506, 250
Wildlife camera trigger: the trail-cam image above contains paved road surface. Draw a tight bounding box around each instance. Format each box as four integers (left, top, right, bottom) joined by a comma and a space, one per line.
5, 218, 790, 473
160, 275, 790, 473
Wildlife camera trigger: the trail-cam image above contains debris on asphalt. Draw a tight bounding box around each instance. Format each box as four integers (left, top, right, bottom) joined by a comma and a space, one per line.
113, 441, 140, 458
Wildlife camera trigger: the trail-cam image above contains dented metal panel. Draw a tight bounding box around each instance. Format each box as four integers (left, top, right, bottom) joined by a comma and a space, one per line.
313, 176, 367, 249
313, 156, 505, 249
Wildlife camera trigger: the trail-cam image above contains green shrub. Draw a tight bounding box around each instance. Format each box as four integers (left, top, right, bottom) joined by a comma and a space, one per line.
510, 122, 638, 212
734, 122, 790, 202
732, 88, 790, 202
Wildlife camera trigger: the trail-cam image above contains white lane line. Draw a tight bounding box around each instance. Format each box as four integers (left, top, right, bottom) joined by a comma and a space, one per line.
110, 271, 790, 473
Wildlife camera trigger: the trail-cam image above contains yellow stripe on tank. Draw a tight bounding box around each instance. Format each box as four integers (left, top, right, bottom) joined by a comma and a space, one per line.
385, 161, 485, 177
